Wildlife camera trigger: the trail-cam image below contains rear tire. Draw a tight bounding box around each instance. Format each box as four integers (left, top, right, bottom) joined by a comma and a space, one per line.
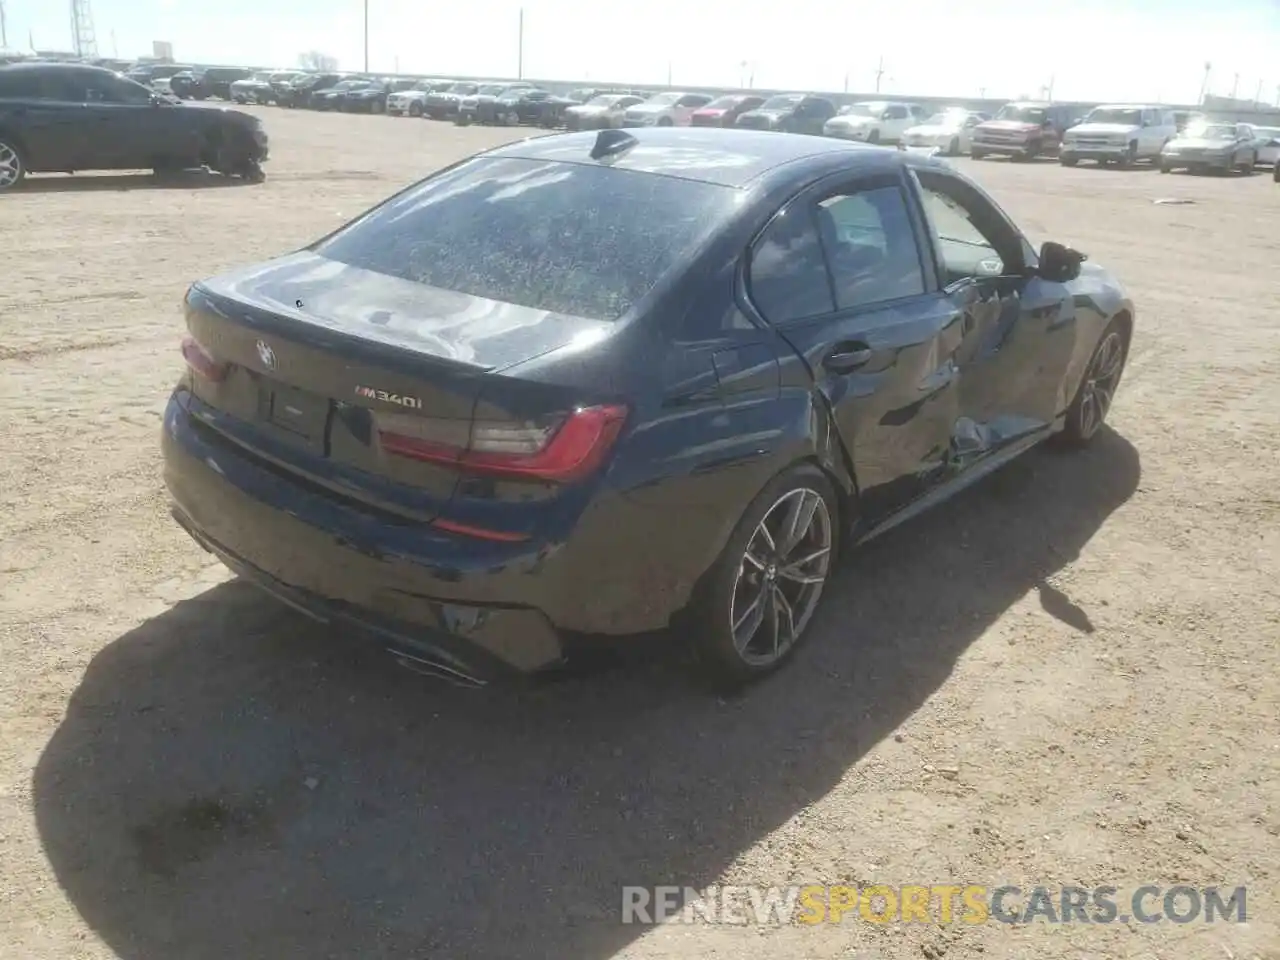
1055, 318, 1129, 447
970, 148, 986, 160
686, 464, 840, 689
1273, 161, 1280, 183
658, 116, 673, 127
1159, 162, 1172, 174
0, 138, 26, 191
1060, 156, 1078, 167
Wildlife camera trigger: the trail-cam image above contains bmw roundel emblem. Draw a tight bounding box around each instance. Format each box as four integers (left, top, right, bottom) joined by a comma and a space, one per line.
255, 339, 277, 370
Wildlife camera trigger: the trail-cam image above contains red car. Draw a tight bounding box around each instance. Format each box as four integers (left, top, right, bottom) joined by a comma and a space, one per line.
690, 94, 766, 127
970, 101, 1078, 161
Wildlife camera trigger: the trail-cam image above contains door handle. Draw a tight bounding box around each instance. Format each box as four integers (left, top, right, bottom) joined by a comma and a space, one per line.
824, 344, 873, 373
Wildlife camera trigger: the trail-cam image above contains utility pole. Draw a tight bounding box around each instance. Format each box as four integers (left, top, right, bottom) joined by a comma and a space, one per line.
1046, 74, 1055, 102
110, 29, 117, 57
517, 7, 524, 79
873, 56, 885, 93
1198, 62, 1211, 105
1254, 79, 1263, 105
843, 72, 848, 93
0, 0, 7, 50
1230, 72, 1238, 100
363, 0, 369, 73
666, 60, 672, 86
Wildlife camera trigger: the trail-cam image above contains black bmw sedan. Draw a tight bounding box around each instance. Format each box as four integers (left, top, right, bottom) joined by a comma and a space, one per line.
163, 127, 1134, 688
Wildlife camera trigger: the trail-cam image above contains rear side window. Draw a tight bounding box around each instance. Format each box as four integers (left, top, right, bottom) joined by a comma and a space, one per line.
748, 209, 835, 324
815, 187, 925, 308
314, 157, 736, 322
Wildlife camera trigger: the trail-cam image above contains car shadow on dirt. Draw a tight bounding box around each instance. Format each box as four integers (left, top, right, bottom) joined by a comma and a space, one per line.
17, 170, 255, 193
34, 428, 1139, 960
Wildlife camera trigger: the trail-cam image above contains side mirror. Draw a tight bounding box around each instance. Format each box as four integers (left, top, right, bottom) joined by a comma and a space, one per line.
1037, 241, 1086, 283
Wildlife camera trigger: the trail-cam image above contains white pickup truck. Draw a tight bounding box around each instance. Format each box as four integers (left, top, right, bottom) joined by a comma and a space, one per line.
1059, 104, 1179, 167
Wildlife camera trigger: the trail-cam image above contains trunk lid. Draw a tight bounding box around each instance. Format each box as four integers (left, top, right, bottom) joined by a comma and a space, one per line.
183, 251, 611, 521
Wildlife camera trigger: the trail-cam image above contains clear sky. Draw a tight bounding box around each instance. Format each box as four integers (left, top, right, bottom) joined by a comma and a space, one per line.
3, 0, 1278, 105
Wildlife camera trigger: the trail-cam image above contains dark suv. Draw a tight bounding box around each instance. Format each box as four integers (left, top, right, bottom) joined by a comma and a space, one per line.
175, 67, 254, 101
0, 62, 270, 189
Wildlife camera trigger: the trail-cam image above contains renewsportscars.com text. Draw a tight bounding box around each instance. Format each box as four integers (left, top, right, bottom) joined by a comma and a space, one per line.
621, 884, 1248, 926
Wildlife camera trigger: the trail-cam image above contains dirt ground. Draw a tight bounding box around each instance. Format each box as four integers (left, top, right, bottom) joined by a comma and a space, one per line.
1, 107, 1278, 960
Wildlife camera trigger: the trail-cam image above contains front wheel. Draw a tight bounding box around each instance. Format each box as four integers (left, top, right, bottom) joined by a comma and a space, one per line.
1273, 161, 1280, 183
1056, 320, 1129, 446
947, 136, 960, 156
1236, 153, 1255, 175
970, 148, 986, 160
409, 102, 423, 117
657, 116, 673, 127
1159, 162, 1172, 173
687, 465, 839, 688
1060, 155, 1078, 167
867, 129, 881, 145
0, 138, 26, 191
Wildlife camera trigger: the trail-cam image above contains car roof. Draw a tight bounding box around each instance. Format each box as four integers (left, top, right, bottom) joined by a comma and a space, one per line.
487, 126, 924, 189
0, 61, 114, 76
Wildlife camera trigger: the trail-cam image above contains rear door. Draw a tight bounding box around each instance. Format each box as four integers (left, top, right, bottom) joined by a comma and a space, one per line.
744, 169, 966, 524
910, 164, 1076, 461
0, 68, 87, 170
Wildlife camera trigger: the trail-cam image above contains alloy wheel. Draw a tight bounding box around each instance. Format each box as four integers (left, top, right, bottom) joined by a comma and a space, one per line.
1078, 331, 1125, 439
0, 142, 22, 189
730, 487, 833, 667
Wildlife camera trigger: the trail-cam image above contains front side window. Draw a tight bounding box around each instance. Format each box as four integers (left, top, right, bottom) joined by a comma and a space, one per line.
914, 171, 1020, 286
85, 74, 153, 104
314, 157, 737, 322
815, 186, 925, 308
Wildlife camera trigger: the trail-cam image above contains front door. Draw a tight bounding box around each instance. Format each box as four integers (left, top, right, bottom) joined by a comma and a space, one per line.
910, 166, 1076, 466
743, 170, 969, 525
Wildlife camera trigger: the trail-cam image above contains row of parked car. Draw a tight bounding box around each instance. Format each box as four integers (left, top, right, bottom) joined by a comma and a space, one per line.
120, 60, 1280, 179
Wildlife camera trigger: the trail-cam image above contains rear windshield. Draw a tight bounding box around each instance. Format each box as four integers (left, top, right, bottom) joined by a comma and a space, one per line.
313, 157, 736, 321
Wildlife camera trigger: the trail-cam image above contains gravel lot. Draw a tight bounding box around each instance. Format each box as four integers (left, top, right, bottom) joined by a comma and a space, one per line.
2, 107, 1278, 960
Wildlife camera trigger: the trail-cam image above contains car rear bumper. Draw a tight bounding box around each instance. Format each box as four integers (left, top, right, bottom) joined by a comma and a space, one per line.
162, 391, 570, 683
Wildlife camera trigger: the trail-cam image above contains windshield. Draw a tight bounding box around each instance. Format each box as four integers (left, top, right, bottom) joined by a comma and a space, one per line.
447, 83, 474, 94
1184, 123, 1234, 139
477, 84, 504, 95
586, 95, 620, 106
1254, 126, 1280, 138
334, 80, 368, 90
760, 94, 802, 110
312, 157, 737, 323
924, 109, 969, 126
704, 96, 741, 110
840, 103, 878, 117
645, 92, 679, 106
1085, 108, 1143, 125
996, 104, 1047, 123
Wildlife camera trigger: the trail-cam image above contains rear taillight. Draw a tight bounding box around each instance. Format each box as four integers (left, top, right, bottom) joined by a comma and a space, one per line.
377, 404, 628, 483
181, 335, 228, 382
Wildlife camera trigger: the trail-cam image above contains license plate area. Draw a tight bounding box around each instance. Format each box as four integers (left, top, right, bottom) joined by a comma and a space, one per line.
258, 379, 331, 450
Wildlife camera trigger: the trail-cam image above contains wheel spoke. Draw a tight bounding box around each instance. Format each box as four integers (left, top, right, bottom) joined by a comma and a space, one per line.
732, 582, 769, 647
779, 546, 831, 584
779, 490, 819, 558
742, 549, 766, 572
1079, 388, 1097, 436
754, 520, 776, 554
772, 586, 796, 655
